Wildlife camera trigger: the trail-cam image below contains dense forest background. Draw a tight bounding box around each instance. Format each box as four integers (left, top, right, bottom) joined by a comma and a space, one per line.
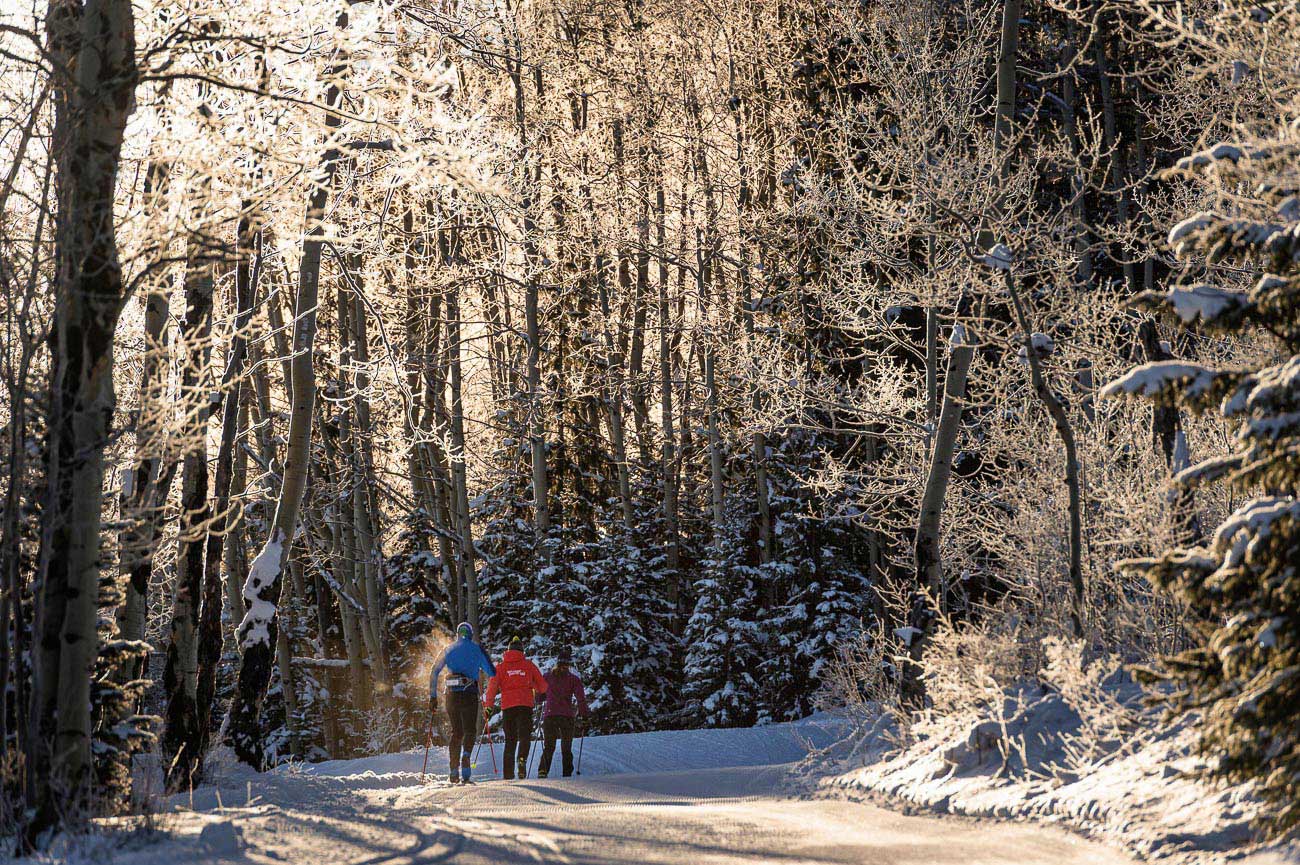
2, 0, 1298, 848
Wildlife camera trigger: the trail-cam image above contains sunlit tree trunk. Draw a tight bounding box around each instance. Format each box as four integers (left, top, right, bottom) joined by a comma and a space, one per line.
30, 0, 136, 828
227, 35, 344, 764
163, 175, 216, 788
445, 279, 479, 633
116, 159, 172, 667
903, 328, 974, 707
511, 58, 552, 566
1006, 271, 1085, 638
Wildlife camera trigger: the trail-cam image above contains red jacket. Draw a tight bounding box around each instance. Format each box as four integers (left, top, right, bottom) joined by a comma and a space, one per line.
484, 649, 547, 710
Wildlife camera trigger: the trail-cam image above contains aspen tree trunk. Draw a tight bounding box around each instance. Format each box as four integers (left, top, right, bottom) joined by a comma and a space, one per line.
195, 205, 261, 760
596, 256, 635, 528
334, 294, 384, 680
914, 331, 974, 596
307, 540, 343, 751
446, 281, 480, 633
731, 86, 773, 564
689, 92, 726, 546
401, 208, 460, 616
1093, 11, 1134, 288
627, 149, 653, 458
277, 556, 304, 758
524, 238, 551, 563
317, 427, 371, 711
224, 396, 250, 632
116, 160, 171, 663
1060, 26, 1092, 285
511, 59, 552, 565
656, 182, 681, 583
349, 289, 388, 681
704, 317, 726, 541
163, 185, 216, 789
423, 288, 462, 621
228, 34, 344, 764
30, 0, 136, 827
994, 0, 1021, 156
0, 108, 49, 752
602, 324, 635, 527
903, 328, 975, 707
1005, 271, 1085, 638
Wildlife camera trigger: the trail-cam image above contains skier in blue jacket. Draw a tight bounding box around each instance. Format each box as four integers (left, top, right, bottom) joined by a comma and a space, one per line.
430, 622, 496, 783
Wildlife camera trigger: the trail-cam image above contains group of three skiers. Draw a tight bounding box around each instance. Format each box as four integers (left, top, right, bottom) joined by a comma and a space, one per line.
430, 622, 590, 784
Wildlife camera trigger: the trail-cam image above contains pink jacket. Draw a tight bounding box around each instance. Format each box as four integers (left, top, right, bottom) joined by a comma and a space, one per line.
541, 668, 589, 718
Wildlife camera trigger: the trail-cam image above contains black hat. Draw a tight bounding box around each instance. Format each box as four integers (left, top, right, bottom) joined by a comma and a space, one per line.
556, 647, 573, 664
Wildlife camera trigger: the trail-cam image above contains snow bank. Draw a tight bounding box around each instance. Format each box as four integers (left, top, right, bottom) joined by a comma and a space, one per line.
808, 684, 1295, 865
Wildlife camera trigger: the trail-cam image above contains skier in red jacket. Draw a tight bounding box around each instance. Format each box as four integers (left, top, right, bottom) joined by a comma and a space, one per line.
484, 636, 547, 779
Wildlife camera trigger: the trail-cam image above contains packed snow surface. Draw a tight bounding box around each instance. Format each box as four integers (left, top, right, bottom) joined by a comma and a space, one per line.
40, 716, 1135, 865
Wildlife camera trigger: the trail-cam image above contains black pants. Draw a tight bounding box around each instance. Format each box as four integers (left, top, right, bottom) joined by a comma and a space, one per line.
539, 716, 577, 777
445, 688, 480, 774
501, 706, 533, 779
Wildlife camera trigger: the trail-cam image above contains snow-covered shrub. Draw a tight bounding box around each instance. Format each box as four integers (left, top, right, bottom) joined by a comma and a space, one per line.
1103, 121, 1300, 835
816, 621, 906, 735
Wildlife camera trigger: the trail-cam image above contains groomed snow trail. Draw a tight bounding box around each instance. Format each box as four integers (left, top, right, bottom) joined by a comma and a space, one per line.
92, 719, 1132, 865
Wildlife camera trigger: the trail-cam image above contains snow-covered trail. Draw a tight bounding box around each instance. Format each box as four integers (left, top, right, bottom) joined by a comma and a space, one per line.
91, 719, 1132, 865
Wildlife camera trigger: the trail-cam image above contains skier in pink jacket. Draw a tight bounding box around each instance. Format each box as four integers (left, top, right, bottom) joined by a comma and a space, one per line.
537, 647, 590, 778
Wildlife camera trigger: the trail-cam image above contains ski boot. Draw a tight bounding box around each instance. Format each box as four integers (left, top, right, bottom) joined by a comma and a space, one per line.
460, 760, 473, 784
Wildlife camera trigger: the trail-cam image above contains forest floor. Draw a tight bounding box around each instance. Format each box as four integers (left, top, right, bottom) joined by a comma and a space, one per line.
26, 716, 1136, 865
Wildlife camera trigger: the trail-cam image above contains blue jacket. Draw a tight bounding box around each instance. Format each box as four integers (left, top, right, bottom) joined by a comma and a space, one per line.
431, 638, 496, 695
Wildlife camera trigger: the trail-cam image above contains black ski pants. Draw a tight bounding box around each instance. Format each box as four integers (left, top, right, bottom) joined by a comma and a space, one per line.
501, 705, 533, 779
445, 688, 480, 773
539, 716, 577, 777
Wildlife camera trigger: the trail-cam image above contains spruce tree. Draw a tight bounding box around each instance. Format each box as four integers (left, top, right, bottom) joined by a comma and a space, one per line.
683, 520, 763, 728
580, 503, 677, 732
1102, 133, 1300, 835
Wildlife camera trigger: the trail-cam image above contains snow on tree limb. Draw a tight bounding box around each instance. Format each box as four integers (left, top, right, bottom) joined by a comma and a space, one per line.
1174, 142, 1266, 170
1161, 284, 1251, 324
980, 243, 1013, 270
1100, 361, 1224, 402
238, 531, 285, 650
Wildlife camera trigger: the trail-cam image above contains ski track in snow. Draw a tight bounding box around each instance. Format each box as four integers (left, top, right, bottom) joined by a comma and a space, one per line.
56, 717, 1132, 865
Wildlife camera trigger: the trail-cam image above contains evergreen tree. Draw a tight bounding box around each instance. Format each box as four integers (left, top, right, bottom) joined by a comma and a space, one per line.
1103, 131, 1300, 834
758, 432, 871, 722
475, 438, 538, 644
683, 519, 764, 728
580, 505, 678, 732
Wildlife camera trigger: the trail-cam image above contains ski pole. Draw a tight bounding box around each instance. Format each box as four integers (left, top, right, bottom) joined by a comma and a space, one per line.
527, 707, 542, 778
472, 712, 487, 767
420, 712, 434, 782
576, 726, 584, 775
487, 710, 499, 776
